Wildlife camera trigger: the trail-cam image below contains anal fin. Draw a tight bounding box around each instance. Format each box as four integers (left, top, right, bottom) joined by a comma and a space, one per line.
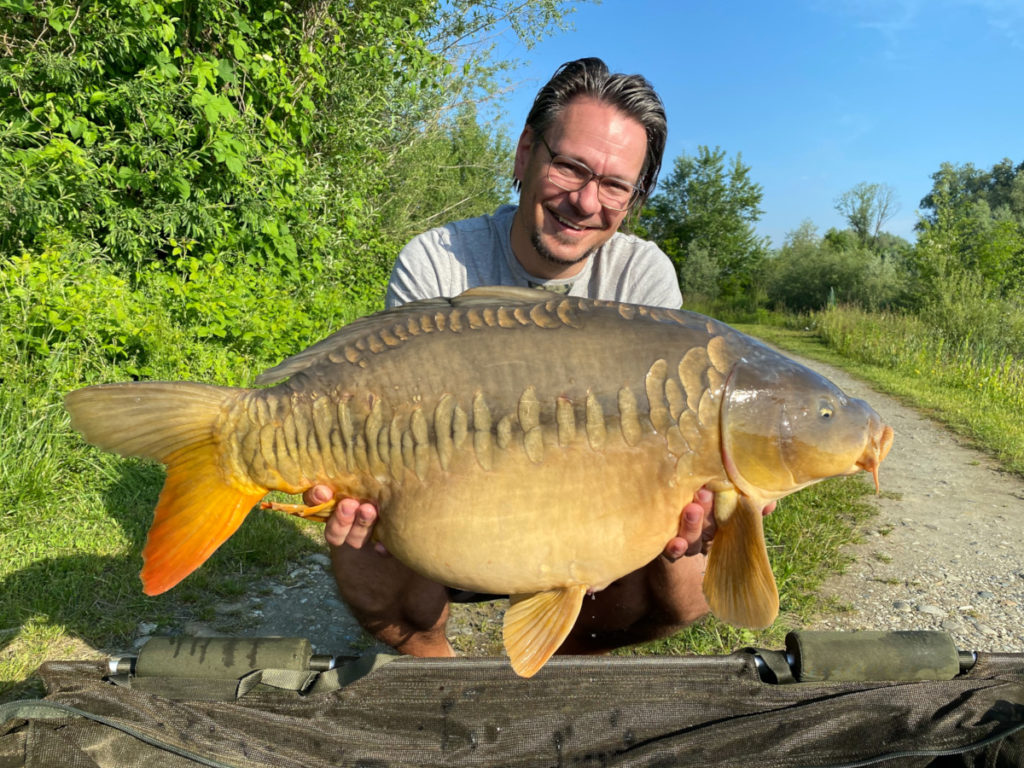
502, 585, 588, 678
703, 491, 779, 629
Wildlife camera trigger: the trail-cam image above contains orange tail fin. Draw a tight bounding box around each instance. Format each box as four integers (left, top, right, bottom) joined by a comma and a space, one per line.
65, 382, 267, 594
141, 442, 266, 594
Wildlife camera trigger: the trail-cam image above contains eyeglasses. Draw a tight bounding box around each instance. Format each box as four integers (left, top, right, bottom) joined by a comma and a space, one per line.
538, 136, 644, 212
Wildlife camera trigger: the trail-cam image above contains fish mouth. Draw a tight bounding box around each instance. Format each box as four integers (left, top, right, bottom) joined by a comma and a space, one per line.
856, 423, 895, 492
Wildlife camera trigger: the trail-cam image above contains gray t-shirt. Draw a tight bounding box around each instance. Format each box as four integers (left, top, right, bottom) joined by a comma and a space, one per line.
385, 204, 683, 310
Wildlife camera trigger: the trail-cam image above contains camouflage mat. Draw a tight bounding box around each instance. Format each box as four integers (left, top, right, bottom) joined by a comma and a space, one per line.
1, 633, 1023, 767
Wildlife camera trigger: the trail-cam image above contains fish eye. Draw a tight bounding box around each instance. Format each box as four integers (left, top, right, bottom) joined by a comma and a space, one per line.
819, 403, 834, 419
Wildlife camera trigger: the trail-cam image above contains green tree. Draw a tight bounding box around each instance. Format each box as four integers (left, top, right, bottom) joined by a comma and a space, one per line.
0, 0, 578, 281
377, 102, 513, 246
910, 159, 1024, 303
919, 158, 1024, 227
764, 220, 902, 312
639, 145, 768, 302
833, 182, 900, 248
0, 0, 445, 280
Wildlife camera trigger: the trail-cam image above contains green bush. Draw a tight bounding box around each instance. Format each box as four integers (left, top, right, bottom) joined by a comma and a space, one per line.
2, 242, 158, 367
763, 226, 903, 313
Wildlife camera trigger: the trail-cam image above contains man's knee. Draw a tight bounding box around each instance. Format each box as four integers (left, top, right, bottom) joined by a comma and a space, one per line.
560, 558, 710, 654
330, 544, 404, 615
329, 544, 453, 655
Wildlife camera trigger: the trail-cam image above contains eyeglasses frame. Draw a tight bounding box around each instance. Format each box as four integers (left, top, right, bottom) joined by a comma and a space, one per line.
537, 135, 644, 212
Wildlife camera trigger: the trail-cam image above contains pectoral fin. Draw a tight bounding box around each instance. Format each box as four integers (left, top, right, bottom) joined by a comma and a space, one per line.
702, 490, 779, 629
502, 585, 588, 678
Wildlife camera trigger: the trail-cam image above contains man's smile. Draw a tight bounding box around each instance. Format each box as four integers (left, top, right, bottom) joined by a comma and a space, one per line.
548, 208, 592, 233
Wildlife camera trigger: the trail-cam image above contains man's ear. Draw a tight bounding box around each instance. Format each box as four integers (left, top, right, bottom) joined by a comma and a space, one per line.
513, 126, 536, 184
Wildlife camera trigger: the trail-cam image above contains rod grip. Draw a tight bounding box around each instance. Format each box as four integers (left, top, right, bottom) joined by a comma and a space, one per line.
785, 630, 962, 682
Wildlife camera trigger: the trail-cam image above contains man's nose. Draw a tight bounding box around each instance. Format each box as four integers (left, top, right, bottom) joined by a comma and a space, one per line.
568, 177, 603, 215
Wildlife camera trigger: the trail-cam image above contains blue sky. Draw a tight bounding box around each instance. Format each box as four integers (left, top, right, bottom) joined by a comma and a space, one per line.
488, 0, 1023, 247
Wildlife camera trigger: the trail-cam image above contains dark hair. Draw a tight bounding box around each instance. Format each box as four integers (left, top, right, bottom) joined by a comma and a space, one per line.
519, 57, 667, 208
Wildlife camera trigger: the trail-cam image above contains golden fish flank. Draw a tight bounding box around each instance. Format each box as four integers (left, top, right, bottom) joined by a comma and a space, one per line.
64, 286, 894, 678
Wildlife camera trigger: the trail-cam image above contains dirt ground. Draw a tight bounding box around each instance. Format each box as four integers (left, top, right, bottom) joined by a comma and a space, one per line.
151, 352, 1024, 659
791, 355, 1024, 652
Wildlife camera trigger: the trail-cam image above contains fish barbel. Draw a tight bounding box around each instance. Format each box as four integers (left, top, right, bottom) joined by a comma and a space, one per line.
65, 287, 893, 677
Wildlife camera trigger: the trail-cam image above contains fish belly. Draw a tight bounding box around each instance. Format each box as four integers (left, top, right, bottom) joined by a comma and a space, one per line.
376, 436, 699, 595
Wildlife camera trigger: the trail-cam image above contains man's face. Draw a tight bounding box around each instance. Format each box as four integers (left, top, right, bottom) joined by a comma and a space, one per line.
511, 97, 648, 279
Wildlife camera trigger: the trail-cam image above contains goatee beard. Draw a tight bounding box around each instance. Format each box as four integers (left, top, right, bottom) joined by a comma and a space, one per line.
530, 230, 594, 267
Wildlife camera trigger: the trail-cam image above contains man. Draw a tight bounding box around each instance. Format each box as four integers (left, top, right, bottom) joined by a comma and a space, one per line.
307, 57, 764, 657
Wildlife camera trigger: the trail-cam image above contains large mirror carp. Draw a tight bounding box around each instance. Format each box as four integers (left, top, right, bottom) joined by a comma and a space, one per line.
65, 287, 893, 677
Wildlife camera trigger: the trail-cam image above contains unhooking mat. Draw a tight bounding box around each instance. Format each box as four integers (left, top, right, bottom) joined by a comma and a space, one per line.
1, 631, 1023, 767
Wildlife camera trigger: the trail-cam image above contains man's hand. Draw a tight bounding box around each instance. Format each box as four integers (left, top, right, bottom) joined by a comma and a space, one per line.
661, 488, 778, 562
304, 485, 383, 552
660, 487, 715, 561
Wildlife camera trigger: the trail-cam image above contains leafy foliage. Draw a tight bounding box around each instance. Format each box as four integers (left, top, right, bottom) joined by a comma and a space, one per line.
833, 182, 899, 247
763, 220, 907, 313
0, 0, 556, 288
375, 102, 514, 248
919, 158, 1024, 228
909, 159, 1024, 304
4, 0, 331, 276
639, 145, 769, 304
896, 158, 1024, 367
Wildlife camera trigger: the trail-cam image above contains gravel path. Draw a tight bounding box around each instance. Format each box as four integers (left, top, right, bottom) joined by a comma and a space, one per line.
145, 356, 1024, 657
790, 354, 1024, 653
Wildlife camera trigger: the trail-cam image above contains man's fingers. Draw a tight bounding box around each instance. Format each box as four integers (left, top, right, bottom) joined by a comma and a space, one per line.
324, 497, 380, 550
324, 498, 357, 547
663, 504, 706, 561
662, 537, 687, 561
345, 502, 378, 550
304, 484, 334, 507
694, 486, 714, 515
682, 504, 708, 557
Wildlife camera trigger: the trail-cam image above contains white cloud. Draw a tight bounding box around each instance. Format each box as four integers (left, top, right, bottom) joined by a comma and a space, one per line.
970, 0, 1024, 48
812, 0, 1024, 50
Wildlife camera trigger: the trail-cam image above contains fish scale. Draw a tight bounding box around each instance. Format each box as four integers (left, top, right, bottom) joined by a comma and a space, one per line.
64, 286, 893, 678
237, 296, 724, 489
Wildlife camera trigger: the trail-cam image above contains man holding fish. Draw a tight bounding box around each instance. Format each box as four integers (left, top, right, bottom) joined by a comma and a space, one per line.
307, 57, 771, 658
66, 57, 891, 675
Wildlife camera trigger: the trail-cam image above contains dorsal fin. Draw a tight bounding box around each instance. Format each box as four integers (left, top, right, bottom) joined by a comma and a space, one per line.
254, 286, 741, 387
255, 288, 550, 386
451, 285, 550, 306
256, 296, 454, 385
